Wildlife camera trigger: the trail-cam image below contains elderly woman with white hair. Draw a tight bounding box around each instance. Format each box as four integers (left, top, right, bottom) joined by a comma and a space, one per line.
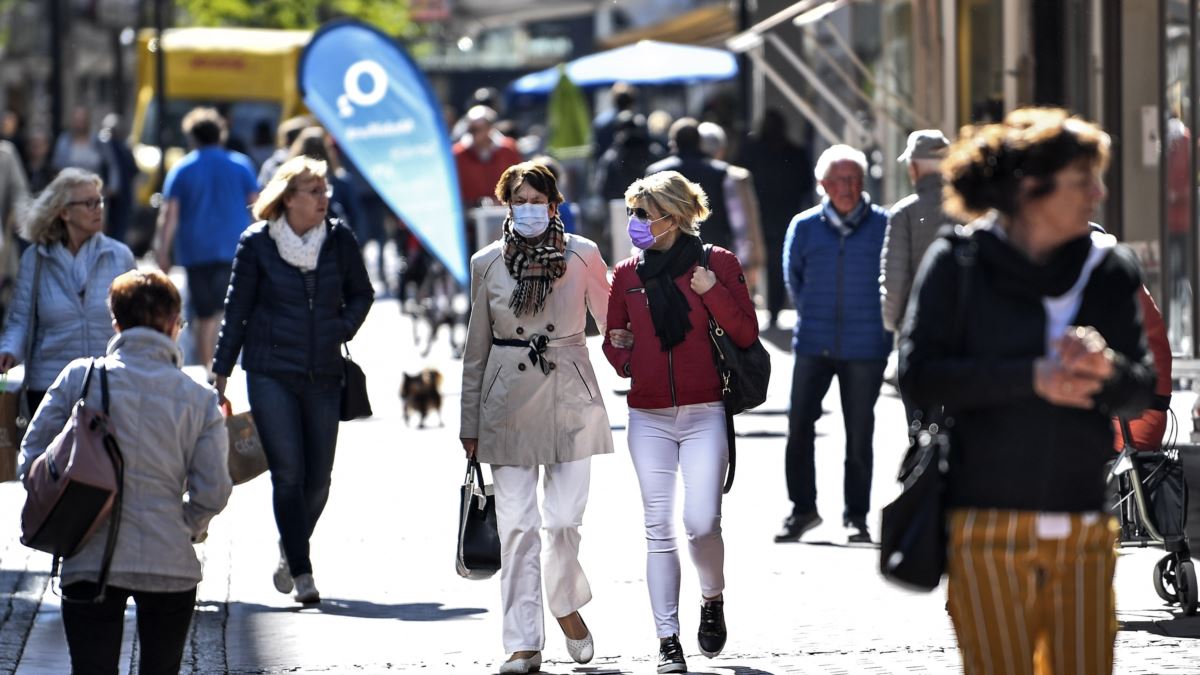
0, 167, 135, 412
775, 144, 892, 546
213, 155, 374, 605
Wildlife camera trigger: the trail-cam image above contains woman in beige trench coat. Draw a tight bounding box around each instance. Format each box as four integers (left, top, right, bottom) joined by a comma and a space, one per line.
460, 161, 613, 674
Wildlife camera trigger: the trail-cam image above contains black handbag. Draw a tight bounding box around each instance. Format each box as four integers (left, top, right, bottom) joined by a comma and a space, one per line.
457, 459, 501, 580
339, 344, 372, 421
700, 245, 771, 416
879, 417, 950, 590
879, 236, 975, 591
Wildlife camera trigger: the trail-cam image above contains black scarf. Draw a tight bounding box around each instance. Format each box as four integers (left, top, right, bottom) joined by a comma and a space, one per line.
975, 228, 1093, 299
636, 235, 702, 351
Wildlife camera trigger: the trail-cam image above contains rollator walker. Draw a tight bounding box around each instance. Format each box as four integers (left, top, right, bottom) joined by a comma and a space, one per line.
1107, 417, 1195, 615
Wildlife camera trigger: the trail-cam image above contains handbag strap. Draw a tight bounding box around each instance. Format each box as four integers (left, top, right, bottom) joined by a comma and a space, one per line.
17, 253, 43, 406
464, 458, 486, 493
698, 244, 720, 332
700, 244, 738, 494
915, 237, 975, 430
60, 361, 125, 605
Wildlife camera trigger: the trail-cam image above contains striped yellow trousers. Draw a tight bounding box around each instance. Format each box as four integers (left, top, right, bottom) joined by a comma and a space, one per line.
946, 509, 1119, 675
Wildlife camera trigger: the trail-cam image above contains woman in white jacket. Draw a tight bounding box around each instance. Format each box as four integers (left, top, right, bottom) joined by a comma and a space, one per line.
0, 168, 135, 411
19, 269, 232, 675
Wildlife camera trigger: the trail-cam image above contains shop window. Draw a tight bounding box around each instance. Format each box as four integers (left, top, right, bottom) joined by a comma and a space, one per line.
957, 0, 1003, 123
1165, 0, 1193, 355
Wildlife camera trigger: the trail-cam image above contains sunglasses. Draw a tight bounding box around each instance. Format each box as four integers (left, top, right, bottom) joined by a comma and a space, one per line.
626, 206, 665, 222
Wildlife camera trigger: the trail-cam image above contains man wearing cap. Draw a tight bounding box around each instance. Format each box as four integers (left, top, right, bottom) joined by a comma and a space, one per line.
880, 130, 958, 335
880, 130, 958, 423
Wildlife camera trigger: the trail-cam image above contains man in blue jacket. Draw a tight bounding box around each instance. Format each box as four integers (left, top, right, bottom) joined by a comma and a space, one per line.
776, 145, 892, 544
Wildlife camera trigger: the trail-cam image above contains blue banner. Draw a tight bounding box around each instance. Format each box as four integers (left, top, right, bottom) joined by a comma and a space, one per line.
299, 20, 467, 285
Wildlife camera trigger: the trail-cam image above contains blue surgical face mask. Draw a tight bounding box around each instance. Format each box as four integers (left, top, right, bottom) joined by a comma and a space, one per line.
511, 203, 550, 238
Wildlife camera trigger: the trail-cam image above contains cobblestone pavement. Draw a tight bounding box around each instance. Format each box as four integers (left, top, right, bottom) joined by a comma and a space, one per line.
2, 300, 1199, 674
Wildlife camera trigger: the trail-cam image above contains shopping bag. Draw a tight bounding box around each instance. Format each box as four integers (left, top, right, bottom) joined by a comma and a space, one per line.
457, 459, 500, 580
223, 402, 268, 486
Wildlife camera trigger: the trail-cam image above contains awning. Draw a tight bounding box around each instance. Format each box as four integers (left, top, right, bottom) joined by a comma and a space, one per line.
506, 40, 738, 96
598, 5, 737, 50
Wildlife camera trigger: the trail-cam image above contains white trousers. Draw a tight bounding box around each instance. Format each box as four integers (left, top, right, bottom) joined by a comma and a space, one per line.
628, 402, 728, 638
491, 457, 592, 652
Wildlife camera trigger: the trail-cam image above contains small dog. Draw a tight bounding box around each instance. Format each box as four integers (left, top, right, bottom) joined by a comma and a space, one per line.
400, 368, 443, 428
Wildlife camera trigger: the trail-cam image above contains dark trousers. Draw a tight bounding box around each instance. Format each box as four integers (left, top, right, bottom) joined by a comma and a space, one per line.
61, 582, 196, 675
247, 372, 342, 577
784, 354, 886, 525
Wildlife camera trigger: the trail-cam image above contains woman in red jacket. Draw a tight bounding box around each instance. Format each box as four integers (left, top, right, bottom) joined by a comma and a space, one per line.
602, 170, 758, 673
1114, 287, 1171, 450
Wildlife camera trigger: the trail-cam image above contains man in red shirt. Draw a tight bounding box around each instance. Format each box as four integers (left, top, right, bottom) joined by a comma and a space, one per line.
453, 106, 522, 208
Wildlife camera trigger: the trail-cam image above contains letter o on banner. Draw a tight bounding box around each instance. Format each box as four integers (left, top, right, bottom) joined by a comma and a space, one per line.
344, 60, 388, 109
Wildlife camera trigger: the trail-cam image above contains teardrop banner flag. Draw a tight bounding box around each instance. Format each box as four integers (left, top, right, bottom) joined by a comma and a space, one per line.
299, 19, 467, 285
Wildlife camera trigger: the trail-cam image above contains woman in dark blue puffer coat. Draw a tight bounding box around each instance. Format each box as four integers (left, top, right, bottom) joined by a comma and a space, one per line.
213, 155, 374, 604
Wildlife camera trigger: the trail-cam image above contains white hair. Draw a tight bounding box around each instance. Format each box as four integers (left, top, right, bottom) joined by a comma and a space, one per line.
814, 144, 868, 183
697, 122, 726, 157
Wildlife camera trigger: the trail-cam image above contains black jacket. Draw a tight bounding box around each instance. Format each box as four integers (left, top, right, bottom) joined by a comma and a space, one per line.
646, 152, 733, 251
213, 219, 374, 380
899, 226, 1155, 512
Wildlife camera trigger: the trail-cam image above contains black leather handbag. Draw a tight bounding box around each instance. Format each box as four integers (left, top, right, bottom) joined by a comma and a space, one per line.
339, 345, 372, 421
880, 417, 950, 590
700, 245, 771, 416
457, 459, 501, 580
879, 236, 975, 592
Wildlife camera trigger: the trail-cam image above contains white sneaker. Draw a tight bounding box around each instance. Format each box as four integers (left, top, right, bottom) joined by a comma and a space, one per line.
273, 552, 293, 594
293, 573, 320, 604
498, 652, 541, 674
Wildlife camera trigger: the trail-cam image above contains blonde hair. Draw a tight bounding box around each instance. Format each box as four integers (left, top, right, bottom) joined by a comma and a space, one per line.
624, 170, 710, 236
22, 168, 103, 246
252, 156, 329, 221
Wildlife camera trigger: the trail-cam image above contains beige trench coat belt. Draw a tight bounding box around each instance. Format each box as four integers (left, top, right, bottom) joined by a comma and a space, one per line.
491, 331, 585, 375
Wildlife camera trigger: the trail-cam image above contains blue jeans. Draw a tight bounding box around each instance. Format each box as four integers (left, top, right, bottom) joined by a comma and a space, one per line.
784, 355, 886, 525
247, 372, 342, 577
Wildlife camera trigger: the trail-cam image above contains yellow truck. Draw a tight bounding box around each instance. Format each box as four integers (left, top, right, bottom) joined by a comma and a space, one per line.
129, 27, 311, 248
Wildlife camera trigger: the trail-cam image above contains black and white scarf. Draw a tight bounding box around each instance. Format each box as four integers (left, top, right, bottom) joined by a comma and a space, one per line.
502, 215, 567, 316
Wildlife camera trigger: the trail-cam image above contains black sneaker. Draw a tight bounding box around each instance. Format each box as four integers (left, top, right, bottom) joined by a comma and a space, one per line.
774, 511, 822, 542
697, 599, 726, 658
846, 520, 871, 544
657, 634, 687, 673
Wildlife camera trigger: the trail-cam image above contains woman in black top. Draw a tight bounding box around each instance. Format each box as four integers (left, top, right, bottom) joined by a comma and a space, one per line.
900, 108, 1155, 675
213, 156, 374, 605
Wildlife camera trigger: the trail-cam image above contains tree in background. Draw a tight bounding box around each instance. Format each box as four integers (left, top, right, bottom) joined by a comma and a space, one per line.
175, 0, 418, 37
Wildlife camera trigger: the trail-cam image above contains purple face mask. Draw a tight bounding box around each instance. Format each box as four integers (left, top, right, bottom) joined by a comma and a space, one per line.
627, 214, 673, 249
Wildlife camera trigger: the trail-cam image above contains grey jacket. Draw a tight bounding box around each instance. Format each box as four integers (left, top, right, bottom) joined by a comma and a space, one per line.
0, 234, 136, 390
880, 173, 958, 332
19, 328, 232, 589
